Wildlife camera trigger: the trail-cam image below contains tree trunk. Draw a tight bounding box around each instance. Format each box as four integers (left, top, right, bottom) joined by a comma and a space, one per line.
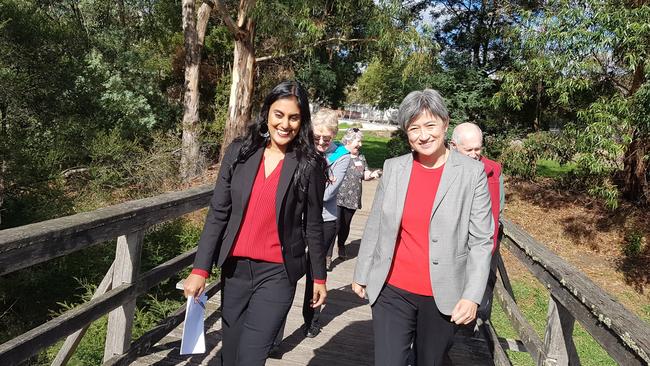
0, 104, 6, 227
220, 0, 256, 160
621, 128, 649, 205
179, 0, 214, 182
621, 61, 648, 205
533, 79, 543, 131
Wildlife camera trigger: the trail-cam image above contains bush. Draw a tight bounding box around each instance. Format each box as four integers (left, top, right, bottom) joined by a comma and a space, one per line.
500, 142, 537, 179
623, 230, 644, 258
386, 129, 411, 158
86, 129, 181, 195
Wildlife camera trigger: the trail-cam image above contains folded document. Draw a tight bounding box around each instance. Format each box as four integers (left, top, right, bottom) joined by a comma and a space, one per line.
180, 293, 208, 355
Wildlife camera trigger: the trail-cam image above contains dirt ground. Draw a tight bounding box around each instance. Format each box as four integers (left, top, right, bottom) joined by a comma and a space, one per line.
502, 178, 650, 321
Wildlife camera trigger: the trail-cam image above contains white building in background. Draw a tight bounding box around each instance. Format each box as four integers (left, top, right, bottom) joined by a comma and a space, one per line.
342, 104, 398, 125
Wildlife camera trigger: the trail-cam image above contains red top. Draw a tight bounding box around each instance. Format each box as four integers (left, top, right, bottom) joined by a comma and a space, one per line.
481, 157, 502, 253
386, 161, 444, 296
192, 157, 325, 284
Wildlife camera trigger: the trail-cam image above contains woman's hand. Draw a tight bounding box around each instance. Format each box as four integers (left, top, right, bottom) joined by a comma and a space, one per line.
183, 273, 207, 301
450, 298, 478, 324
312, 283, 328, 307
351, 282, 367, 299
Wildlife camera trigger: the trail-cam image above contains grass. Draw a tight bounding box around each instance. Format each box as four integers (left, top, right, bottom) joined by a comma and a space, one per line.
490, 278, 617, 366
537, 159, 576, 178
335, 130, 392, 169
338, 121, 363, 129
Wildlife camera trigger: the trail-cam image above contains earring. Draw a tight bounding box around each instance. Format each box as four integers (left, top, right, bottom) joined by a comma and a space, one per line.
260, 125, 270, 138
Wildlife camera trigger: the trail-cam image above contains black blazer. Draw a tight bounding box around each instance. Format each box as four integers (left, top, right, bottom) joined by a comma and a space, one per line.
193, 141, 327, 283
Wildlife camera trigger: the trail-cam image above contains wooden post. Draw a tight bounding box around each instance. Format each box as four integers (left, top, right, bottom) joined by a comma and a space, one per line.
103, 231, 144, 362
52, 263, 114, 366
543, 294, 581, 365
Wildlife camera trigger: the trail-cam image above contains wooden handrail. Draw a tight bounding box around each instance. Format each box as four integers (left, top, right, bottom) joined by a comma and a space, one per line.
0, 184, 214, 276
0, 186, 648, 366
499, 218, 650, 365
0, 249, 197, 364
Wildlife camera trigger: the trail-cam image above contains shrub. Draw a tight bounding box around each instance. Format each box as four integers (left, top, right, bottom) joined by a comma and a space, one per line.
386, 129, 411, 158
623, 230, 644, 258
500, 142, 537, 179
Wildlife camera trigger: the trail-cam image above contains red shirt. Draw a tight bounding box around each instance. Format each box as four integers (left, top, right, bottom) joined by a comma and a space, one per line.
230, 157, 285, 262
386, 161, 444, 296
192, 157, 326, 284
481, 157, 502, 253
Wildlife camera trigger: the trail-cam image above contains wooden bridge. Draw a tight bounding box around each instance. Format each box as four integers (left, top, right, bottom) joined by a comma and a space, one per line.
0, 180, 648, 365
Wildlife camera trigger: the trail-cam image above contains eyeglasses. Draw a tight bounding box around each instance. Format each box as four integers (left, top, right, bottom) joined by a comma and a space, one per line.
313, 135, 333, 143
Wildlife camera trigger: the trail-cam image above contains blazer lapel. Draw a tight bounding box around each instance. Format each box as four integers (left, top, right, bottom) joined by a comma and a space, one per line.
240, 147, 264, 210
276, 149, 298, 224
431, 150, 460, 219
392, 154, 413, 227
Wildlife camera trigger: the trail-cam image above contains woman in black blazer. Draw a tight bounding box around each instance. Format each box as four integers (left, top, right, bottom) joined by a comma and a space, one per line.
183, 81, 328, 365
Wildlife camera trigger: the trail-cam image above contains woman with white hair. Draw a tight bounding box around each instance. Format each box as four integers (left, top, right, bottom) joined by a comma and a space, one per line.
303, 108, 350, 337
352, 89, 494, 365
335, 128, 381, 259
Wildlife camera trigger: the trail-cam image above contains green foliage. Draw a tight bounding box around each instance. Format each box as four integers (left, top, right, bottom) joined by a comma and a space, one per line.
494, 0, 650, 206
500, 143, 537, 180
623, 230, 645, 258
386, 129, 411, 158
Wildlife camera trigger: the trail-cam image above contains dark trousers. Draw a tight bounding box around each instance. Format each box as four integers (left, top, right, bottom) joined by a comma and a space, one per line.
323, 219, 338, 258
336, 206, 356, 249
478, 250, 499, 322
220, 258, 295, 366
372, 284, 457, 366
303, 220, 336, 326
478, 226, 503, 322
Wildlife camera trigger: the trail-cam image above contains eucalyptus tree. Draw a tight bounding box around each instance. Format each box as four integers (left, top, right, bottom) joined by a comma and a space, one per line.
179, 0, 429, 178
494, 0, 650, 206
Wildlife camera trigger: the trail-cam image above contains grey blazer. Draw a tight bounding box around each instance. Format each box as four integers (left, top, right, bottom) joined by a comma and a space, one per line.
353, 150, 494, 315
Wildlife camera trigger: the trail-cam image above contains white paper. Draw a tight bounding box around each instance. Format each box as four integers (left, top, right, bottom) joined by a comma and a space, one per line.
180, 293, 207, 355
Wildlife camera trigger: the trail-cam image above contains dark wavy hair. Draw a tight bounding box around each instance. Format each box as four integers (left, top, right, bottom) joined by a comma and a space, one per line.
235, 80, 326, 191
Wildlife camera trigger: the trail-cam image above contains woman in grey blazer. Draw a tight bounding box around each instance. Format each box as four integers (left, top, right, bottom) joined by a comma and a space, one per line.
352, 89, 494, 365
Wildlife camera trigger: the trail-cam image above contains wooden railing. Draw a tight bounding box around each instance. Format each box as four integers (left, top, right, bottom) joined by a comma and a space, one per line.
0, 184, 217, 365
490, 218, 650, 366
0, 186, 648, 366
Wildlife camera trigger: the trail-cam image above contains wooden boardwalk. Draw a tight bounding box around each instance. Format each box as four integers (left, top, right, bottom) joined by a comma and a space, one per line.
132, 180, 494, 366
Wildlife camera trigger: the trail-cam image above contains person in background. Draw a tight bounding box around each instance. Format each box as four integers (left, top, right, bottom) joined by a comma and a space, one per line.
352, 89, 494, 366
336, 127, 381, 260
183, 81, 328, 366
302, 108, 350, 338
450, 122, 504, 324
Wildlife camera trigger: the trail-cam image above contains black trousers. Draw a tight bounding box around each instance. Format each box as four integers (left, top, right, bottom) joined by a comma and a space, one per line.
220, 257, 295, 366
303, 220, 337, 326
323, 219, 339, 258
336, 206, 356, 249
372, 284, 457, 366
478, 225, 503, 322
478, 250, 499, 322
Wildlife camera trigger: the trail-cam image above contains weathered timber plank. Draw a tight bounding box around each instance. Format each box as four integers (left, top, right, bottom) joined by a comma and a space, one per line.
104, 281, 222, 366
502, 218, 650, 365
502, 235, 648, 366
104, 231, 145, 362
494, 279, 546, 364
52, 263, 115, 366
480, 320, 514, 366
0, 184, 214, 276
0, 249, 195, 365
543, 294, 580, 365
